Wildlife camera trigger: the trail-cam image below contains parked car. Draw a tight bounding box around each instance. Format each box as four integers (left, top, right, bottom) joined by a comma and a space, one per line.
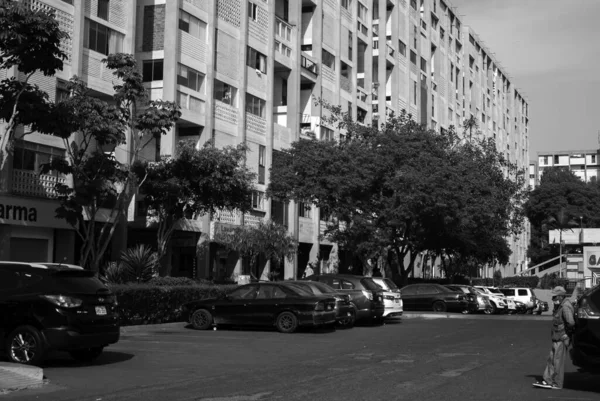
571, 284, 600, 373
283, 281, 356, 327
499, 287, 537, 312
445, 285, 490, 313
474, 286, 508, 314
304, 275, 385, 323
183, 283, 337, 333
400, 284, 468, 312
506, 298, 517, 314
371, 277, 403, 319
513, 300, 528, 314
0, 262, 120, 366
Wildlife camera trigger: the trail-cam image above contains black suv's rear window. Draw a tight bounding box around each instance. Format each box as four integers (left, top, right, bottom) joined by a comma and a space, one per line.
50, 271, 109, 294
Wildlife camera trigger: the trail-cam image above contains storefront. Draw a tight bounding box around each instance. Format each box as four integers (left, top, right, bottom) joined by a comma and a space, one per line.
0, 194, 75, 263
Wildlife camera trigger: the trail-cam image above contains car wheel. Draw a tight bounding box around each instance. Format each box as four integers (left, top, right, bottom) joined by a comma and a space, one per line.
190, 309, 213, 330
488, 302, 498, 315
276, 311, 299, 333
535, 310, 543, 315
69, 347, 104, 363
5, 325, 46, 366
432, 301, 447, 312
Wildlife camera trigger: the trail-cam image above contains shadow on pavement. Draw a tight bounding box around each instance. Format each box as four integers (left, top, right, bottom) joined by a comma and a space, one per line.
42, 351, 135, 368
183, 323, 338, 334
526, 373, 600, 393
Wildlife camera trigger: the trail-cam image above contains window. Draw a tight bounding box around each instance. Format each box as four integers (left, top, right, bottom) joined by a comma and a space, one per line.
413, 25, 417, 48
84, 18, 123, 55
342, 0, 352, 10
322, 49, 335, 70
12, 147, 35, 171
61, 0, 73, 4
450, 63, 454, 82
252, 191, 265, 210
420, 57, 427, 72
410, 0, 417, 10
179, 10, 206, 41
592, 155, 597, 164
214, 79, 237, 106
56, 79, 70, 102
440, 27, 445, 41
299, 202, 312, 218
341, 61, 351, 79
245, 93, 265, 117
258, 145, 266, 184
398, 40, 406, 56
554, 155, 559, 164
412, 80, 417, 105
142, 59, 164, 82
97, 0, 109, 21
358, 3, 368, 21
229, 285, 258, 300
357, 107, 367, 123
321, 126, 334, 141
12, 142, 64, 174
410, 50, 417, 65
177, 64, 204, 92
341, 280, 354, 290
247, 47, 267, 74
348, 31, 353, 59
248, 1, 258, 21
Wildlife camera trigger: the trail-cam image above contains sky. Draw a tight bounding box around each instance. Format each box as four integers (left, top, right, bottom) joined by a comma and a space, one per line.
450, 0, 600, 159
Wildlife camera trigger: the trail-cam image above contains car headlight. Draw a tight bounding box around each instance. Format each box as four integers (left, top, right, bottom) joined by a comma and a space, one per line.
42, 295, 83, 308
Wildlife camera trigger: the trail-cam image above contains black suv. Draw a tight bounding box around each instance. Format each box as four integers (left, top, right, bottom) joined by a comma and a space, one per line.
0, 262, 119, 366
571, 283, 600, 372
303, 274, 385, 323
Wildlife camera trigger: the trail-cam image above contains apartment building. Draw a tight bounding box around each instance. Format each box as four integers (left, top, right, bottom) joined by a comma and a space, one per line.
533, 149, 600, 187
0, 0, 530, 279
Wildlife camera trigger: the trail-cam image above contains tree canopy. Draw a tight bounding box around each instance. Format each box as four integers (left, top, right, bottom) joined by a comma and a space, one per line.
268, 108, 526, 282
135, 140, 256, 275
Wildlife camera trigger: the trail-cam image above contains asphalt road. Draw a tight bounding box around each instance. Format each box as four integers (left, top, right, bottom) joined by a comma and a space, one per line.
3, 317, 599, 401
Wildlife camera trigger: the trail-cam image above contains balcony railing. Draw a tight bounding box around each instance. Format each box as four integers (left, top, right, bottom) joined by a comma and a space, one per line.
11, 169, 66, 199
301, 55, 318, 75
386, 43, 395, 57
275, 17, 292, 42
212, 209, 239, 224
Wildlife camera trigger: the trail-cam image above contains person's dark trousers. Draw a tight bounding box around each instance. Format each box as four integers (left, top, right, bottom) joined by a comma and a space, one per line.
543, 340, 567, 388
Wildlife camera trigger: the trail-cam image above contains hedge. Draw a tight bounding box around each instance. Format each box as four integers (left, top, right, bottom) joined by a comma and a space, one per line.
110, 283, 237, 326
147, 276, 200, 286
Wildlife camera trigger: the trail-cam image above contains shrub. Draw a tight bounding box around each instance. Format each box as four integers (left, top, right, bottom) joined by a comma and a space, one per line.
501, 276, 540, 288
120, 244, 159, 283
148, 276, 198, 286
109, 283, 237, 326
493, 270, 502, 287
540, 273, 569, 290
103, 261, 127, 285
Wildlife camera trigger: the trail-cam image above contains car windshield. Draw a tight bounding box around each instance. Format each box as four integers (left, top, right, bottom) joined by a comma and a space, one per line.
384, 279, 399, 290
360, 278, 381, 291
489, 288, 503, 294
309, 281, 336, 294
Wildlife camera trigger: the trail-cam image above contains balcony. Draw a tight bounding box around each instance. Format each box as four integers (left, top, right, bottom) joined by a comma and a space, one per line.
11, 169, 67, 199
275, 17, 293, 43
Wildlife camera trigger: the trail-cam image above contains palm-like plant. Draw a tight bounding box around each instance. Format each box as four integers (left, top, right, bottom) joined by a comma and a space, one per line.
120, 244, 159, 283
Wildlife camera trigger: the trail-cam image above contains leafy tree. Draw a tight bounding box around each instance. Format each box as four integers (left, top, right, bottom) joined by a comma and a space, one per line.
43, 54, 181, 272
215, 220, 298, 280
269, 105, 526, 284
0, 0, 68, 170
525, 167, 600, 267
135, 140, 255, 276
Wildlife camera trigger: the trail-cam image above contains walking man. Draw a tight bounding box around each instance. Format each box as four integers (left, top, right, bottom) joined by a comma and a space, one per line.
533, 286, 576, 390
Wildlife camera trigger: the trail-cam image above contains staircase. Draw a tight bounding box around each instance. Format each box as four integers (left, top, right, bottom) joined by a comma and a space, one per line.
517, 255, 564, 277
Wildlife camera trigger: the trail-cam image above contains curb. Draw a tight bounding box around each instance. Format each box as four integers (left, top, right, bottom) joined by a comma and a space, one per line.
120, 322, 185, 333
401, 312, 552, 320
0, 363, 44, 393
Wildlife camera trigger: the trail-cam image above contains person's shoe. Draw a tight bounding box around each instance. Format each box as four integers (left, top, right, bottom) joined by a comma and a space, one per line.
550, 384, 561, 390
532, 381, 552, 389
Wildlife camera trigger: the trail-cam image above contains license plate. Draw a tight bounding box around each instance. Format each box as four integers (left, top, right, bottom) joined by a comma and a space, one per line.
95, 306, 107, 315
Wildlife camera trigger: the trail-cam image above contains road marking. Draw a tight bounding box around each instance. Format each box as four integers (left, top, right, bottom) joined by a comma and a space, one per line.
197, 392, 273, 401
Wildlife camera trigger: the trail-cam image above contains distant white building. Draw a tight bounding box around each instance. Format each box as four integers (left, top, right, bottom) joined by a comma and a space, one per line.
532, 149, 600, 188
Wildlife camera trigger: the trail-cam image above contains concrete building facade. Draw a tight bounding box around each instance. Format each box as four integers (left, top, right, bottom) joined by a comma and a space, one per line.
532, 149, 600, 188
0, 0, 530, 279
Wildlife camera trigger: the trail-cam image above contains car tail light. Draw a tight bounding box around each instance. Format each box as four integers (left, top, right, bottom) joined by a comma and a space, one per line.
578, 298, 600, 320
362, 290, 373, 301
41, 295, 83, 308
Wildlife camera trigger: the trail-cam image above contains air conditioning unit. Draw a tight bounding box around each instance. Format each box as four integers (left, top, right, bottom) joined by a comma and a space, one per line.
372, 112, 380, 120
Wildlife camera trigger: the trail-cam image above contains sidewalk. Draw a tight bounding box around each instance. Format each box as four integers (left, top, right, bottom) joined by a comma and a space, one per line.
0, 363, 44, 393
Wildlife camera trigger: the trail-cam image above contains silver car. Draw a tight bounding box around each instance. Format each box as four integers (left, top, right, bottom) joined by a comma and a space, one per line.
371, 277, 403, 318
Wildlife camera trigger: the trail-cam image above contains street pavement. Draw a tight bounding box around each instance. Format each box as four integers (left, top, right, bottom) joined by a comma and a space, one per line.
2, 317, 599, 401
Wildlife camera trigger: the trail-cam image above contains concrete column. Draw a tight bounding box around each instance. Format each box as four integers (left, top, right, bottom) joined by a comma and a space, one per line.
160, 2, 180, 157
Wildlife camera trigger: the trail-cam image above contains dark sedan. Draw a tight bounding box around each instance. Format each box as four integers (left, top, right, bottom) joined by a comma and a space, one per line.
571, 284, 600, 372
284, 281, 356, 327
183, 283, 337, 333
400, 284, 468, 312
445, 285, 483, 313
304, 274, 385, 323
